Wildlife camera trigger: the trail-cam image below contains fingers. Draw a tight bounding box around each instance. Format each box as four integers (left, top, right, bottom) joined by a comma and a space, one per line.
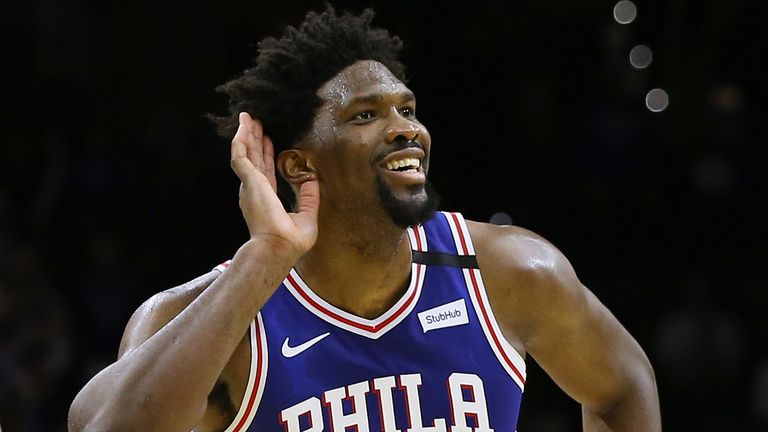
231, 112, 250, 161
263, 135, 277, 192
231, 112, 272, 184
243, 114, 265, 173
296, 178, 320, 217
231, 113, 255, 182
292, 178, 320, 245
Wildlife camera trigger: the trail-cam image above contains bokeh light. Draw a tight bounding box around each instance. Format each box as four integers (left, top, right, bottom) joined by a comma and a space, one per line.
646, 88, 670, 112
630, 44, 653, 69
613, 1, 637, 24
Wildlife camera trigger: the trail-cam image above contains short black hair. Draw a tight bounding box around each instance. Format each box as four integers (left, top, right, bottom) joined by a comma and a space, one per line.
212, 5, 406, 150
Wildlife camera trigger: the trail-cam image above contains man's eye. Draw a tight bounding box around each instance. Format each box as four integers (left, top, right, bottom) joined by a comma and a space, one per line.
355, 111, 375, 120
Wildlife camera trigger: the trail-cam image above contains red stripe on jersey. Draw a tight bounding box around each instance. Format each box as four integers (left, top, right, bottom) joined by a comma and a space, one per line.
233, 320, 264, 432
287, 264, 423, 334
448, 211, 525, 385
449, 213, 470, 255
412, 225, 424, 251
377, 263, 423, 330
468, 268, 526, 385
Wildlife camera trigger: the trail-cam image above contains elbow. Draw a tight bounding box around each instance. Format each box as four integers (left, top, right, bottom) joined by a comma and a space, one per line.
68, 391, 123, 432
68, 398, 100, 432
68, 388, 208, 432
68, 400, 148, 432
613, 348, 660, 412
68, 383, 138, 432
590, 351, 662, 430
611, 335, 660, 409
68, 385, 98, 432
633, 348, 659, 398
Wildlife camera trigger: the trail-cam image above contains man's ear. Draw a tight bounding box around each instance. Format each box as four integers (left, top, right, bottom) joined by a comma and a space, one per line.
277, 149, 318, 185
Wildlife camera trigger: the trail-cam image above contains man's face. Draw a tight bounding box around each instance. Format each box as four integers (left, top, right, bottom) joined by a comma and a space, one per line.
305, 60, 438, 227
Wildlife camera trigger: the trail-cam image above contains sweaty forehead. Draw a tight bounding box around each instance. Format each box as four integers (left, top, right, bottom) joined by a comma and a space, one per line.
318, 60, 408, 107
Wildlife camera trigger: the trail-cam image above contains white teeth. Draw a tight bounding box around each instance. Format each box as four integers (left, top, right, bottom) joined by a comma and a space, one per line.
384, 158, 420, 171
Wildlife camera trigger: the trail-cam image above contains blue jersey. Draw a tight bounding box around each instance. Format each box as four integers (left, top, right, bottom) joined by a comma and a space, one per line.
218, 212, 526, 432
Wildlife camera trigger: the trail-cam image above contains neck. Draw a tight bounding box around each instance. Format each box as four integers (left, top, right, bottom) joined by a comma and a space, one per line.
294, 210, 413, 319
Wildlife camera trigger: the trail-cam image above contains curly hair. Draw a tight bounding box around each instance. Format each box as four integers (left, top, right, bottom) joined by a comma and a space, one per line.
211, 5, 406, 150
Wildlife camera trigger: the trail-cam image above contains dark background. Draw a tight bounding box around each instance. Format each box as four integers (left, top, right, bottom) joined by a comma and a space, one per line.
1, 0, 765, 430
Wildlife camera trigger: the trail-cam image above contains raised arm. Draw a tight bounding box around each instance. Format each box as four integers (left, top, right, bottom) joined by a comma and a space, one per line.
471, 222, 661, 432
68, 113, 319, 432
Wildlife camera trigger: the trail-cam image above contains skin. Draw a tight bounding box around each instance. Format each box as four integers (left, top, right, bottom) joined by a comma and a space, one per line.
68, 60, 661, 431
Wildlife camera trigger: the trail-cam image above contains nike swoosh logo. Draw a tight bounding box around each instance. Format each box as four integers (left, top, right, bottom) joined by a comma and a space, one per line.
281, 332, 331, 358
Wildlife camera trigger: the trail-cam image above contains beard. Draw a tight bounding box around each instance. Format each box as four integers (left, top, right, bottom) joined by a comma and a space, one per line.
375, 176, 441, 228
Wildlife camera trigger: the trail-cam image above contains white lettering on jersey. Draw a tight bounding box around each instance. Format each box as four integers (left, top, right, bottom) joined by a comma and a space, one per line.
323, 380, 371, 432
372, 376, 402, 432
417, 299, 469, 333
279, 396, 324, 432
447, 373, 494, 432
280, 373, 495, 431
399, 373, 448, 432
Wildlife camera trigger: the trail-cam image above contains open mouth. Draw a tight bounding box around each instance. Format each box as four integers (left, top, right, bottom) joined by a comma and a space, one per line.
381, 157, 421, 173
376, 147, 427, 185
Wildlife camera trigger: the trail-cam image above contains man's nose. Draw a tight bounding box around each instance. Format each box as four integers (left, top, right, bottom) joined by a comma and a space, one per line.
385, 116, 420, 143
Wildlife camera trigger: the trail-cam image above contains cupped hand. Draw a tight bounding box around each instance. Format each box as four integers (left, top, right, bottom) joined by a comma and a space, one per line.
230, 112, 319, 257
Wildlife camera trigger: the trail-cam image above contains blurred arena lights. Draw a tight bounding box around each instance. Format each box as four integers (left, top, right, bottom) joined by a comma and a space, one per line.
489, 212, 513, 226
610, 2, 666, 113
613, 1, 637, 24
629, 45, 653, 69
645, 88, 670, 112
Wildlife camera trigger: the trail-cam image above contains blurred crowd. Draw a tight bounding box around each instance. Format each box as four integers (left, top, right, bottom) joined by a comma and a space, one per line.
0, 0, 765, 431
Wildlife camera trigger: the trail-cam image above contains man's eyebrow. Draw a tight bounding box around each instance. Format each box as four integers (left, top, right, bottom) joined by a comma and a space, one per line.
349, 91, 415, 105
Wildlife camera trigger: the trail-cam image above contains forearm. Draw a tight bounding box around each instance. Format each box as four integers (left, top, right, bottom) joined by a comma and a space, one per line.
581, 361, 661, 432
69, 239, 297, 432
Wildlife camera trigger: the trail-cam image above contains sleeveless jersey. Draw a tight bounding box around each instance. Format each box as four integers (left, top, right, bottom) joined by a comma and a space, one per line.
215, 211, 526, 432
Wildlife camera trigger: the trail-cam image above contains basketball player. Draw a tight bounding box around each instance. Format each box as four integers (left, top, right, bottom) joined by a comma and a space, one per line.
69, 7, 661, 432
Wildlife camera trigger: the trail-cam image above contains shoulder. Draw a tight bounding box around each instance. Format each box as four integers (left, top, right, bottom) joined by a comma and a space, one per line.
465, 219, 575, 282
118, 270, 223, 358
465, 219, 583, 345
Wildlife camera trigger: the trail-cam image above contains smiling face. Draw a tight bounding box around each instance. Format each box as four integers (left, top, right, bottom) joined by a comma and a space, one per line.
294, 60, 439, 228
